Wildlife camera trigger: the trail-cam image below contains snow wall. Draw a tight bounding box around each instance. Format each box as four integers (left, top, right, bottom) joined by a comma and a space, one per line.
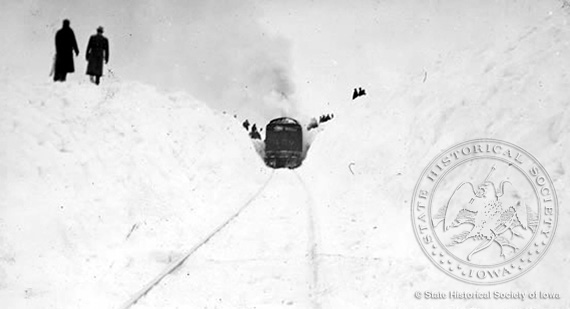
1, 5, 570, 309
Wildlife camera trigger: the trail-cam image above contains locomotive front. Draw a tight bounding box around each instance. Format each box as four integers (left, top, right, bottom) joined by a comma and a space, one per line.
264, 117, 303, 169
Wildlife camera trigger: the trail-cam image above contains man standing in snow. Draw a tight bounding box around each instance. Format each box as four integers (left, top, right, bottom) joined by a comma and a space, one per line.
85, 26, 109, 85
53, 19, 79, 82
250, 124, 261, 139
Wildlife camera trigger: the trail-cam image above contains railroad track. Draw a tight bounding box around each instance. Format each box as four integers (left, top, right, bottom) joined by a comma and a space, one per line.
119, 168, 321, 309
119, 170, 275, 309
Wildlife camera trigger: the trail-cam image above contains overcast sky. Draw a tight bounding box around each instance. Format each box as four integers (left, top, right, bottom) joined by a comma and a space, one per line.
0, 0, 561, 124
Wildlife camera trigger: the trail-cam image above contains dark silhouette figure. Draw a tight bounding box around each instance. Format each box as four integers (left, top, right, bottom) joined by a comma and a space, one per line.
318, 114, 333, 123
250, 124, 261, 140
53, 19, 79, 82
243, 119, 250, 131
352, 87, 367, 100
86, 26, 109, 85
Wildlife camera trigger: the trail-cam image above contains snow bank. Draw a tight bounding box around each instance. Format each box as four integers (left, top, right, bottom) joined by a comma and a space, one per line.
0, 80, 270, 308
299, 11, 570, 308
1, 5, 570, 309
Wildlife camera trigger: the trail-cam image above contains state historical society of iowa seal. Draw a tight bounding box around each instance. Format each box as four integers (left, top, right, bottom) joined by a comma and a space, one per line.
411, 139, 558, 285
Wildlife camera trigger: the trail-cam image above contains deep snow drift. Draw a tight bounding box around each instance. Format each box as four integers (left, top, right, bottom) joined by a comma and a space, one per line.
1, 5, 570, 309
298, 10, 570, 309
0, 80, 271, 308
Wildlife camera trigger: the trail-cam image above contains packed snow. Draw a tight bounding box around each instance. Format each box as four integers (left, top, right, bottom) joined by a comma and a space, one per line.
1, 1, 570, 309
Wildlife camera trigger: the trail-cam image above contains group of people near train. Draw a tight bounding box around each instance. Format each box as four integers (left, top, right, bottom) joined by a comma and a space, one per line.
53, 19, 109, 85
242, 120, 262, 140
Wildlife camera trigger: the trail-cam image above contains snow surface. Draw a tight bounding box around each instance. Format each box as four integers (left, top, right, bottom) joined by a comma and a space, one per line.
0, 80, 271, 308
2, 1, 570, 309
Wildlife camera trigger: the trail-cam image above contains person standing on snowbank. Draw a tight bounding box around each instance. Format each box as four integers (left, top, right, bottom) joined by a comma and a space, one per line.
85, 26, 109, 85
53, 19, 79, 82
250, 124, 261, 139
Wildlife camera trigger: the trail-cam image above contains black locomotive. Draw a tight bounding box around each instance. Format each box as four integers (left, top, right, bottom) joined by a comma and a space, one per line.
264, 117, 303, 169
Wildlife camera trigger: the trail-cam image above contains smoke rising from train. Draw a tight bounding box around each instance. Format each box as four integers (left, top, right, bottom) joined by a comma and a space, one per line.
130, 1, 299, 125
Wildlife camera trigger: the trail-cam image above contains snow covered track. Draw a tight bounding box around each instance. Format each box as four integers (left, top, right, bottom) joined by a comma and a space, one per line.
294, 170, 321, 309
122, 169, 326, 308
119, 170, 275, 309
3, 2, 570, 306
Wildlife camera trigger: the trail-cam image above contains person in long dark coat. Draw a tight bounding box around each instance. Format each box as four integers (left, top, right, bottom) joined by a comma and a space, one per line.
53, 19, 79, 82
85, 26, 109, 85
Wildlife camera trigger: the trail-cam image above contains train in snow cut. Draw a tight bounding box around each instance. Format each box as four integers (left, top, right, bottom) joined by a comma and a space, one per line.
264, 117, 303, 169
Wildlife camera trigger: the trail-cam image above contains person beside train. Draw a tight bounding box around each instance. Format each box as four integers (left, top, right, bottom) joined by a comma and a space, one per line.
250, 124, 261, 140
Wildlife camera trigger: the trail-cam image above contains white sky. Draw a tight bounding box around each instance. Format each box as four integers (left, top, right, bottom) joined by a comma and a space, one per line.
0, 0, 562, 124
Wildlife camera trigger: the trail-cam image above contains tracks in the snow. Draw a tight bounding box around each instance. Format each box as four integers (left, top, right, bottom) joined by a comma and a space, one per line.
294, 170, 321, 309
119, 170, 274, 309
120, 169, 321, 309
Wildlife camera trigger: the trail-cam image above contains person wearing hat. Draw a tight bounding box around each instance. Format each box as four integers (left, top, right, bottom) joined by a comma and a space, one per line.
53, 19, 79, 82
85, 26, 109, 85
